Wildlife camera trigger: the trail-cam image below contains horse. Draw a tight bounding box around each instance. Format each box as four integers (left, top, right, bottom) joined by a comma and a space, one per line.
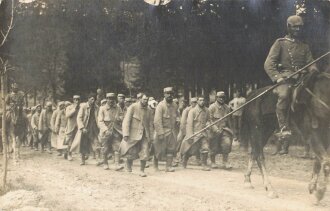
240, 68, 330, 204
6, 104, 28, 162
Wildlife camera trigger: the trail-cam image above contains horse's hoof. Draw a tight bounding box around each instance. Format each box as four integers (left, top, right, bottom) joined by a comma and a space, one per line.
314, 187, 326, 202
244, 182, 254, 189
308, 183, 317, 194
267, 191, 279, 199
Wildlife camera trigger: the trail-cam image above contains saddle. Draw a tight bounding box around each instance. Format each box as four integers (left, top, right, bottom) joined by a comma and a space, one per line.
291, 71, 319, 112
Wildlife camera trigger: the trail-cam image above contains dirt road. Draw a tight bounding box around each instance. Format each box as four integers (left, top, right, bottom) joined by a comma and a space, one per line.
1, 145, 329, 211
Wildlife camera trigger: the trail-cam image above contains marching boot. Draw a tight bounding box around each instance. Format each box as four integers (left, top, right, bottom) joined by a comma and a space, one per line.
153, 156, 159, 172
182, 154, 189, 169
275, 108, 292, 138
64, 151, 68, 159
103, 151, 109, 170
221, 154, 232, 170
139, 160, 147, 177
210, 154, 217, 169
96, 150, 103, 166
80, 154, 86, 165
195, 153, 202, 166
114, 152, 124, 171
13, 148, 19, 163
103, 160, 109, 170
272, 138, 282, 156
67, 152, 73, 161
201, 153, 210, 171
165, 154, 175, 172
57, 150, 63, 156
301, 143, 311, 159
126, 159, 133, 172
279, 138, 289, 155
172, 153, 181, 167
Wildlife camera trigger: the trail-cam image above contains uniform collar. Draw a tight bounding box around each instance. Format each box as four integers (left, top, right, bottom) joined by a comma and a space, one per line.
215, 101, 226, 109
196, 105, 206, 112
105, 103, 116, 110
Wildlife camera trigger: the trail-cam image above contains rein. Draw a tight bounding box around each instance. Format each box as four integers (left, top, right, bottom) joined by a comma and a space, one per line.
305, 88, 330, 111
321, 71, 330, 79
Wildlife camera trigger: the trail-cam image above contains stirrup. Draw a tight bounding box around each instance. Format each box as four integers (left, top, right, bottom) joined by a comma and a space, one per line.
275, 126, 292, 138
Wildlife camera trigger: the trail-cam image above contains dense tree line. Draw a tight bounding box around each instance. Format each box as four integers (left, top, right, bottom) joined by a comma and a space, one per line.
1, 0, 329, 104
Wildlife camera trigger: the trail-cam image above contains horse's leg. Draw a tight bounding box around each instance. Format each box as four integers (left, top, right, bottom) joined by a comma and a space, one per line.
244, 153, 255, 189
11, 133, 19, 163
309, 128, 329, 204
256, 152, 278, 198
309, 159, 321, 194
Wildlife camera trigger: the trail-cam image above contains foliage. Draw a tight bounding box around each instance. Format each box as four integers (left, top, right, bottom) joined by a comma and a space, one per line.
1, 0, 329, 102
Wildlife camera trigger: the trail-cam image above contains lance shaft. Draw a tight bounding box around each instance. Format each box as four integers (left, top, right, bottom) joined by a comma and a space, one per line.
182, 51, 330, 143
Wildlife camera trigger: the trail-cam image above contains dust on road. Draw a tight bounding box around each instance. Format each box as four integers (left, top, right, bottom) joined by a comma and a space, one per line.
1, 145, 329, 211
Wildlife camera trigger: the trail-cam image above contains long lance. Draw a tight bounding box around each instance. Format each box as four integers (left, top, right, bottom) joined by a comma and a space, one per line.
182, 51, 330, 143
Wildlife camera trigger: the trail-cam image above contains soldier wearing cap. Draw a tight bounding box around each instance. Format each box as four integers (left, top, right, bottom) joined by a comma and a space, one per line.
50, 102, 64, 152
148, 97, 158, 156
180, 97, 211, 171
174, 97, 198, 166
120, 93, 154, 177
31, 104, 42, 150
264, 15, 318, 147
95, 88, 104, 106
55, 101, 71, 155
124, 97, 133, 108
229, 90, 246, 141
98, 93, 124, 170
117, 94, 127, 127
70, 93, 99, 165
101, 99, 107, 107
6, 83, 25, 110
64, 95, 81, 160
153, 87, 178, 172
38, 102, 53, 153
208, 91, 234, 169
27, 106, 36, 149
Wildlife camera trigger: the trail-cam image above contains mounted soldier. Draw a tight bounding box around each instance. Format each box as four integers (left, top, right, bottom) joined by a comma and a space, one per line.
264, 15, 318, 154
5, 83, 27, 162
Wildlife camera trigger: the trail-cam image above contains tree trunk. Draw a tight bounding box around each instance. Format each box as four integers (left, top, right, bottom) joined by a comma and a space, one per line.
1, 71, 8, 193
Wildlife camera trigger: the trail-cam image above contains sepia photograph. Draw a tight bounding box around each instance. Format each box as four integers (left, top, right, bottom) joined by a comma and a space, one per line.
0, 0, 329, 210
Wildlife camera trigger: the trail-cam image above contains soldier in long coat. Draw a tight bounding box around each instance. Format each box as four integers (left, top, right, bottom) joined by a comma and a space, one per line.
208, 91, 234, 169
98, 93, 124, 170
153, 87, 178, 172
174, 97, 197, 166
55, 101, 71, 156
180, 97, 211, 171
64, 95, 81, 160
31, 104, 41, 150
26, 106, 35, 149
70, 94, 99, 165
50, 102, 63, 150
120, 94, 153, 177
38, 102, 53, 153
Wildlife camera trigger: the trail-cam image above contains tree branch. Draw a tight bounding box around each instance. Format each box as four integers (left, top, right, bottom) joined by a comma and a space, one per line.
0, 0, 14, 47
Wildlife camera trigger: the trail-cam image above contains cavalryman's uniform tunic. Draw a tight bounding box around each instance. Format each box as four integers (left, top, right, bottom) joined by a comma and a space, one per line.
264, 35, 314, 129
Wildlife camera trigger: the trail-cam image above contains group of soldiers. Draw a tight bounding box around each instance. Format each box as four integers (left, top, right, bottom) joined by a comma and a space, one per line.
2, 85, 237, 177
1, 14, 317, 177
